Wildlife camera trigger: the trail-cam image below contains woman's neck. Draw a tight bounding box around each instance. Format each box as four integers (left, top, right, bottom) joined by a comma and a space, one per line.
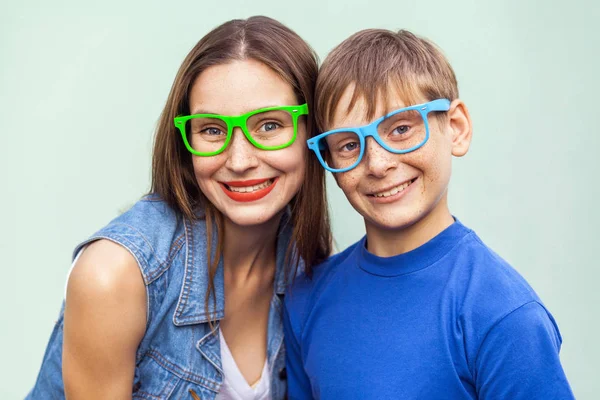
221, 211, 283, 284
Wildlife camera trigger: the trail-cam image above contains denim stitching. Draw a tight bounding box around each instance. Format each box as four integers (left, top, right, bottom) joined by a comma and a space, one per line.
174, 218, 193, 323
133, 390, 162, 400
196, 330, 223, 374
102, 223, 184, 284
145, 234, 185, 284
109, 223, 160, 262
147, 349, 219, 391
109, 223, 168, 282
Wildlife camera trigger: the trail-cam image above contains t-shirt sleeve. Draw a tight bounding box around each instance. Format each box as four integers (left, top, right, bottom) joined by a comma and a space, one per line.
475, 301, 575, 399
283, 297, 313, 400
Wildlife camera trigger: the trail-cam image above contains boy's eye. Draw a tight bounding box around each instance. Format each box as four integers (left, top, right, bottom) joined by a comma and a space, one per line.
392, 125, 410, 135
325, 133, 359, 153
341, 142, 359, 152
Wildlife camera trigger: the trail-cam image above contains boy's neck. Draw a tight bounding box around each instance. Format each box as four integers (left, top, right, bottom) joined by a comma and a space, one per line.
364, 196, 454, 258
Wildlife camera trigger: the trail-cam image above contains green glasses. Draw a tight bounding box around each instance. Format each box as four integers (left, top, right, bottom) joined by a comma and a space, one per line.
174, 104, 308, 156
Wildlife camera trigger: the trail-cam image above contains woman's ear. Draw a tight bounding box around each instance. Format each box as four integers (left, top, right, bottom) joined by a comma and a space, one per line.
447, 99, 473, 157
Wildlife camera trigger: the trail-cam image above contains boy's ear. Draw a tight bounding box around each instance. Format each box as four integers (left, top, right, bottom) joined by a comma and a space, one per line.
447, 99, 473, 157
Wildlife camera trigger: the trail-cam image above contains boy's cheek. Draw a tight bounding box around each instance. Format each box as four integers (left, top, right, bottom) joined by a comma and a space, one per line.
335, 172, 361, 193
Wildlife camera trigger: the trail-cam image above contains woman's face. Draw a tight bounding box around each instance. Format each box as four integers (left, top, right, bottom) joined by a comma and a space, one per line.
188, 59, 307, 227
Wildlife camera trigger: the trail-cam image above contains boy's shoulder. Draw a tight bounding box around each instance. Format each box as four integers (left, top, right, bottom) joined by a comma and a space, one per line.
454, 227, 541, 305
449, 225, 563, 372
450, 225, 557, 340
285, 237, 362, 312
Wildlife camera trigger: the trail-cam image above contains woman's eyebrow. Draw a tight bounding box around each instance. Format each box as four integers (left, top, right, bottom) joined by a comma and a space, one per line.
190, 108, 218, 115
189, 104, 286, 116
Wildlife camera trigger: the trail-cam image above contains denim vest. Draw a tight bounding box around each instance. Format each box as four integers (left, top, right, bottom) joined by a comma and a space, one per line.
27, 195, 291, 399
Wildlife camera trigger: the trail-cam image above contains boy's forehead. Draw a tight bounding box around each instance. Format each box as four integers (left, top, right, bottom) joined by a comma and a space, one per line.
329, 82, 423, 129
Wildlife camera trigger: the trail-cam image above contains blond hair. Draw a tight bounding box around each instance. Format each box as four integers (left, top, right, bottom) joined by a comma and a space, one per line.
315, 29, 458, 131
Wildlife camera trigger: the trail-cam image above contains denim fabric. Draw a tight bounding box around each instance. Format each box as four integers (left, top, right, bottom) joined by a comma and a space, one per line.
27, 194, 291, 399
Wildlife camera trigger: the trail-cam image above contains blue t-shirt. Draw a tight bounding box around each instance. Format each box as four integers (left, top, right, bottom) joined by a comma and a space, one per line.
284, 220, 574, 399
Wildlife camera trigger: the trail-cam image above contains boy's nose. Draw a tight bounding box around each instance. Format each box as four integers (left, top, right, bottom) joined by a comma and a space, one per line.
224, 127, 260, 173
363, 137, 398, 178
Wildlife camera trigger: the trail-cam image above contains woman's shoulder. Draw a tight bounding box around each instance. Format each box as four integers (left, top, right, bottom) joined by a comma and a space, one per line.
75, 194, 205, 286
68, 239, 146, 305
63, 239, 147, 388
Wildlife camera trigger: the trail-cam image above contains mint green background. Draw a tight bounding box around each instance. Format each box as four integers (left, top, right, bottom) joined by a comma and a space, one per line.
1, 0, 598, 398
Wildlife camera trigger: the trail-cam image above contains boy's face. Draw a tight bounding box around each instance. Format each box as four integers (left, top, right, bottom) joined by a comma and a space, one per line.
328, 84, 471, 235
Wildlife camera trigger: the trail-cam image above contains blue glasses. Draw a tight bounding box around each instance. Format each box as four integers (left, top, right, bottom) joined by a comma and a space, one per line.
307, 99, 451, 172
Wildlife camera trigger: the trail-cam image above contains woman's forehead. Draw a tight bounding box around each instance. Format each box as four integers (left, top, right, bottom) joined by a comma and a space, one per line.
189, 60, 297, 115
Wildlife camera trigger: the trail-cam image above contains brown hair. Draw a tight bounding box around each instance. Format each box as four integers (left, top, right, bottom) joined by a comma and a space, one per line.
151, 16, 331, 318
315, 29, 459, 131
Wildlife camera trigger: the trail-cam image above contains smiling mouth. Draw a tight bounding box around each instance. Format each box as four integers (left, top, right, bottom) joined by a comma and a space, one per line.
219, 178, 278, 202
223, 178, 275, 193
369, 178, 417, 198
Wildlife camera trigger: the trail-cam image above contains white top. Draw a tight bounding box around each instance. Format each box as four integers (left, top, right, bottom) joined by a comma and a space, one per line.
65, 252, 271, 399
64, 250, 83, 299
216, 328, 271, 400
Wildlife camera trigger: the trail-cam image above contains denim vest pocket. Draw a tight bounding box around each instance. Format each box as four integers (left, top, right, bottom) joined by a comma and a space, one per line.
133, 348, 221, 399
177, 384, 218, 400
133, 348, 182, 399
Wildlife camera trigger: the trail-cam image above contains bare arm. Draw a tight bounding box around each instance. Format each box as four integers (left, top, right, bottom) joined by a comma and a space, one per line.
63, 239, 147, 400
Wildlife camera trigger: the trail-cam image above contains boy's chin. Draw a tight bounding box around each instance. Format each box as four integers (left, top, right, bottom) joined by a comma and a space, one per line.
362, 209, 426, 233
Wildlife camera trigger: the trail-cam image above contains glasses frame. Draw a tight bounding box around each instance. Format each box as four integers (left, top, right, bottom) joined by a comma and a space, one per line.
307, 99, 451, 173
174, 103, 309, 156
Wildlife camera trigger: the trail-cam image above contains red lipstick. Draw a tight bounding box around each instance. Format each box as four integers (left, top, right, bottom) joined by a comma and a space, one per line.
219, 177, 278, 202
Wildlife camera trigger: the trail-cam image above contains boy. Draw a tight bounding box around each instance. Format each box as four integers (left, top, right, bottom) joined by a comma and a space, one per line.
283, 29, 574, 399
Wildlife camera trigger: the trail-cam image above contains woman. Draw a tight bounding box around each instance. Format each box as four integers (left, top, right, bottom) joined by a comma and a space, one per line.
27, 16, 331, 400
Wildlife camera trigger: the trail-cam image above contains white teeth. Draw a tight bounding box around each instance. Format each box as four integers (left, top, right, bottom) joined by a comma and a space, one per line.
373, 180, 413, 198
228, 179, 273, 193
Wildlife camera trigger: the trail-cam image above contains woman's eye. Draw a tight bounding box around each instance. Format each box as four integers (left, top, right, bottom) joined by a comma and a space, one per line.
201, 127, 224, 136
260, 122, 281, 132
